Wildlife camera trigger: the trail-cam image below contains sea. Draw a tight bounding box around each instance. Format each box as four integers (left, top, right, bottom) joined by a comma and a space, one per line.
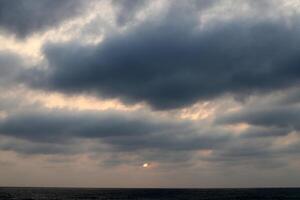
0, 187, 299, 200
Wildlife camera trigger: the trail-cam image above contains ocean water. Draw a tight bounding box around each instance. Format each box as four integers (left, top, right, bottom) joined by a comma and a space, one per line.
0, 188, 299, 200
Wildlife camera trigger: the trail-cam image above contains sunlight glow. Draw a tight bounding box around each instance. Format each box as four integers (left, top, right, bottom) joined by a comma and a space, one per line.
142, 163, 149, 168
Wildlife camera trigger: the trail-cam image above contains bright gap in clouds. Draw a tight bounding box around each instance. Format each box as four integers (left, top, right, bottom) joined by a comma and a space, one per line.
142, 163, 149, 168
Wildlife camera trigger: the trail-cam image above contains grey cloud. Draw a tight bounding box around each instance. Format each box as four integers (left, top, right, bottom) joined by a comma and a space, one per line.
1, 0, 300, 173
203, 138, 292, 169
0, 140, 73, 155
0, 109, 171, 142
210, 92, 300, 166
217, 106, 300, 131
100, 150, 196, 168
0, 0, 88, 38
0, 108, 230, 153
276, 88, 300, 105
1, 101, 298, 168
0, 52, 24, 87
0, 51, 43, 113
103, 130, 228, 152
25, 7, 300, 110
112, 0, 218, 26
241, 126, 291, 138
281, 142, 300, 155
112, 0, 148, 26
3, 105, 297, 168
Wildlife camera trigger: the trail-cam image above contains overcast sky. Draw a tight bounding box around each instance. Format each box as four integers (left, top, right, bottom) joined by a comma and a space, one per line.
0, 0, 300, 188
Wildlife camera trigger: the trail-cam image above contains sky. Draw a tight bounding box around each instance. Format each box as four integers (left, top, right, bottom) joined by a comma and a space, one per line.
0, 0, 300, 188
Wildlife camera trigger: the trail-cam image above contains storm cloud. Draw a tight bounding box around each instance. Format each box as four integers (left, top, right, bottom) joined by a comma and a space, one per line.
26, 10, 300, 110
0, 0, 88, 38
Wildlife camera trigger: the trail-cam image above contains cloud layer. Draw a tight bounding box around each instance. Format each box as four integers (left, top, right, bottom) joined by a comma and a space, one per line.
25, 8, 300, 109
0, 0, 300, 187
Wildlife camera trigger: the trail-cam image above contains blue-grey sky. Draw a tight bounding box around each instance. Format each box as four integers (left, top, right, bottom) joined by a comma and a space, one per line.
0, 0, 300, 187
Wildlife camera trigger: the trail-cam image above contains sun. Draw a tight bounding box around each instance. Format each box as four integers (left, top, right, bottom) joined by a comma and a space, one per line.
142, 163, 149, 168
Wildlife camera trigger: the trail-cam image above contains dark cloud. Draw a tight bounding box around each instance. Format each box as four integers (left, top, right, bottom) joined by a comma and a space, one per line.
0, 109, 168, 142
0, 139, 74, 155
217, 106, 300, 131
0, 0, 299, 172
5, 104, 297, 168
24, 6, 300, 109
0, 93, 298, 168
203, 137, 292, 169
0, 0, 88, 38
241, 126, 290, 138
0, 108, 230, 154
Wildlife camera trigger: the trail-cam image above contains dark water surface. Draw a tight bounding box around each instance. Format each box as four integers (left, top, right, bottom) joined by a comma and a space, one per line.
0, 187, 299, 200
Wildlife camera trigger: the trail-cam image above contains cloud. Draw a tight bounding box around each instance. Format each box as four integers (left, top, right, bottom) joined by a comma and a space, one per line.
0, 51, 25, 87
0, 135, 75, 155
0, 108, 230, 154
22, 4, 300, 110
214, 88, 300, 138
217, 106, 300, 132
0, 0, 88, 38
2, 101, 298, 168
1, 1, 300, 188
112, 0, 219, 26
112, 0, 148, 26
241, 126, 290, 138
